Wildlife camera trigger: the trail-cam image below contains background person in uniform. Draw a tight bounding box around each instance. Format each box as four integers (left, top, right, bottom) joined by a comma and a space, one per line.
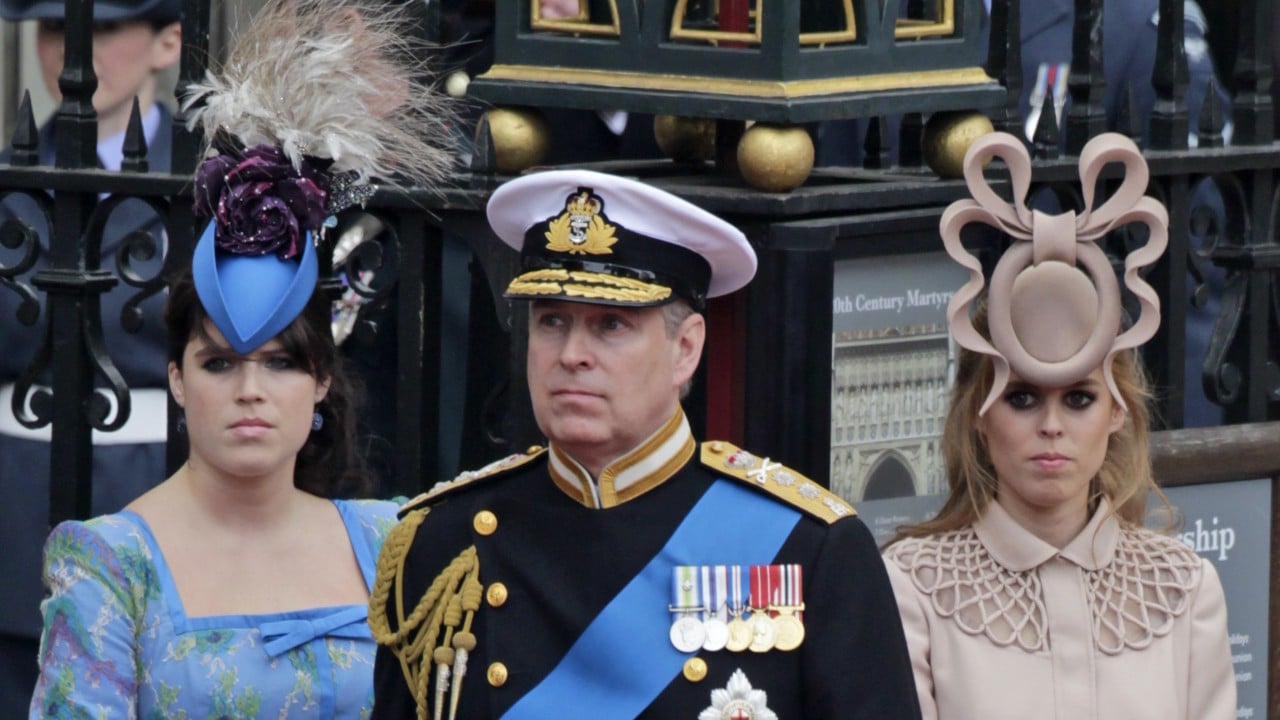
0, 0, 180, 712
882, 131, 1235, 720
26, 1, 457, 715
370, 169, 922, 719
1000, 0, 1231, 145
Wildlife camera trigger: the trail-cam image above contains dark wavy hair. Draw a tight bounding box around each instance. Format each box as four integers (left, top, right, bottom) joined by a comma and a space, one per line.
165, 271, 372, 497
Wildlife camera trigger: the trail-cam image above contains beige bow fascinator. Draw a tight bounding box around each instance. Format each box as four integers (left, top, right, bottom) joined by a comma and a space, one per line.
940, 132, 1168, 415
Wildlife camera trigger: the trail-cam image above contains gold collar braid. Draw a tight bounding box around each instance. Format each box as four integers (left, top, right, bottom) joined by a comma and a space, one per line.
369, 509, 483, 720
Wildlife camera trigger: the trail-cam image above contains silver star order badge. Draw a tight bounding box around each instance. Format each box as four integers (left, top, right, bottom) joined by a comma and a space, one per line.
699, 669, 777, 720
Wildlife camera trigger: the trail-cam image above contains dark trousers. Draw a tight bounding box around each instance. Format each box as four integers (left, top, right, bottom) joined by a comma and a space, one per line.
0, 634, 37, 717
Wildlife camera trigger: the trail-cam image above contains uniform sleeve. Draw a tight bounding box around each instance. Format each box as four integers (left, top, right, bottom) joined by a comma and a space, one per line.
882, 553, 937, 720
29, 521, 141, 720
801, 517, 923, 720
1186, 559, 1236, 720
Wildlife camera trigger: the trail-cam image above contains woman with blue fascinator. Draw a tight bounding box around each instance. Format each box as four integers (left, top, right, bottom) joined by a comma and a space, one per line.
882, 132, 1235, 720
28, 1, 454, 716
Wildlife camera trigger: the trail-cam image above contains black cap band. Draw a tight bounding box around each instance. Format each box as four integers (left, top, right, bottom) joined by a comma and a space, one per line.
508, 189, 713, 310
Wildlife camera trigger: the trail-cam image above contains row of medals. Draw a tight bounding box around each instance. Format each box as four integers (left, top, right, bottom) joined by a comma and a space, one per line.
669, 604, 805, 654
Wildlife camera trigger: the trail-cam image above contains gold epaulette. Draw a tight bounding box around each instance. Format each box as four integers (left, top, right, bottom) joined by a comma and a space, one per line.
400, 446, 548, 516
701, 441, 856, 525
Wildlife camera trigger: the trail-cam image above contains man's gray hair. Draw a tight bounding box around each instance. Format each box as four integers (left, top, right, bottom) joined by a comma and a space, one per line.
661, 299, 699, 398
661, 299, 696, 338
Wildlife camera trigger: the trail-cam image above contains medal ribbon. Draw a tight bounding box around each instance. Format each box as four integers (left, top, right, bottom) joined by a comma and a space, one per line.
502, 479, 801, 720
701, 565, 728, 622
729, 564, 745, 616
786, 563, 803, 620
749, 564, 774, 615
672, 565, 700, 610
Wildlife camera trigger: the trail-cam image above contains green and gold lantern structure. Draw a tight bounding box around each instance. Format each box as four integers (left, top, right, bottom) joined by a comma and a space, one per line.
468, 0, 1004, 190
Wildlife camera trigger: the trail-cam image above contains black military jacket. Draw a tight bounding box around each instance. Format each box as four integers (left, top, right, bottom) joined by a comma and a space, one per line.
371, 411, 921, 719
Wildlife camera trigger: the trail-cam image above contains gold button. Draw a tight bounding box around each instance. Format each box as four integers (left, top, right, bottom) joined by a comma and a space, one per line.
487, 662, 508, 687
708, 441, 724, 454
527, 445, 542, 454
473, 510, 498, 536
682, 657, 708, 682
486, 582, 509, 607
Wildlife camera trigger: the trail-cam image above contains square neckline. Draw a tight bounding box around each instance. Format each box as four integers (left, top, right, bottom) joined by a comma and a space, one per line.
116, 498, 379, 634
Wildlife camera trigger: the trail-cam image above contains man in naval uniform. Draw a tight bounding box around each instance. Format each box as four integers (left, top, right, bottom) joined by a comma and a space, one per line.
369, 169, 922, 720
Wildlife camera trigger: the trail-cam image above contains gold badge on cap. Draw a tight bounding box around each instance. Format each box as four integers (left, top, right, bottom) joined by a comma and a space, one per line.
545, 189, 617, 256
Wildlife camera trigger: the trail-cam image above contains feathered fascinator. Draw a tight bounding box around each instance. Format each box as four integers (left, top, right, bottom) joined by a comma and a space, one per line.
940, 132, 1167, 415
184, 0, 455, 354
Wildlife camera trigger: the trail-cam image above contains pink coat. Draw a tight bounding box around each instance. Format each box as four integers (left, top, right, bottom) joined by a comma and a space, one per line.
883, 500, 1236, 720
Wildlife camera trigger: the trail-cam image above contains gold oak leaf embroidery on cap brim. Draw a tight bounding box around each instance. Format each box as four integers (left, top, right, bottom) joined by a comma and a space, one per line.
507, 269, 672, 304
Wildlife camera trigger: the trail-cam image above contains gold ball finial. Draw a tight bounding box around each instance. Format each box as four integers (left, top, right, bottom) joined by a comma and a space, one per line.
736, 123, 814, 193
923, 111, 995, 179
481, 106, 550, 175
653, 115, 715, 163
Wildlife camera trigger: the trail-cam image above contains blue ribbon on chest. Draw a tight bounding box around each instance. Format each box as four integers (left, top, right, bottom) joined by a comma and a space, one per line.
502, 479, 801, 720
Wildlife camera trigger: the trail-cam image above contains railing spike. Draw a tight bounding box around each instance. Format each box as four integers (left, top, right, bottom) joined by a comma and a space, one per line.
122, 96, 150, 173
1032, 97, 1061, 159
9, 90, 39, 167
1196, 80, 1225, 149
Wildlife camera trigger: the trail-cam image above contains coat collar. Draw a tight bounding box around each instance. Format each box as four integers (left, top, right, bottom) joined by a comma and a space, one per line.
974, 497, 1120, 572
548, 407, 695, 509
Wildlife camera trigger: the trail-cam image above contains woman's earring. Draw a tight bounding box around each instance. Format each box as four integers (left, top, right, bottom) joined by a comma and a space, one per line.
175, 413, 187, 435
311, 410, 324, 431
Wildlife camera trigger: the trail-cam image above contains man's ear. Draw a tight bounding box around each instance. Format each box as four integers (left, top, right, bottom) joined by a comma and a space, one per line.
672, 312, 706, 389
150, 21, 182, 72
167, 361, 185, 408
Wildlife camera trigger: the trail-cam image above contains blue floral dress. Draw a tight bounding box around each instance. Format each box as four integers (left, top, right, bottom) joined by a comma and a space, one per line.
29, 498, 400, 719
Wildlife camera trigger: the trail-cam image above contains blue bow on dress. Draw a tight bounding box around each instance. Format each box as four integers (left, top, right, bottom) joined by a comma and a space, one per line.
259, 605, 372, 657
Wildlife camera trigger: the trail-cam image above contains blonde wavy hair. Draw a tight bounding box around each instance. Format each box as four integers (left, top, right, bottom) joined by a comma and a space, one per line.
889, 316, 1163, 545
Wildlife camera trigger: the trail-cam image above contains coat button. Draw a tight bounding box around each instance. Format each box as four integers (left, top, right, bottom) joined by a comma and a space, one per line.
486, 582, 509, 607
708, 441, 724, 454
473, 510, 498, 536
527, 445, 542, 454
487, 662, 508, 687
682, 657, 708, 682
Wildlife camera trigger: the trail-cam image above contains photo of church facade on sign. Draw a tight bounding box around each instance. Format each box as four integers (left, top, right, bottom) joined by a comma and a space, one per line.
830, 251, 968, 504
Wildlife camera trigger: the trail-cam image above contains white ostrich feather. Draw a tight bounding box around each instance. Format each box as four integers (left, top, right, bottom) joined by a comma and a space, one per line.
183, 0, 456, 189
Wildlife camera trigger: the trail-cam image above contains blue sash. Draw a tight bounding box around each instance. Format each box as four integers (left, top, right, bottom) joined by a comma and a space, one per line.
503, 479, 801, 719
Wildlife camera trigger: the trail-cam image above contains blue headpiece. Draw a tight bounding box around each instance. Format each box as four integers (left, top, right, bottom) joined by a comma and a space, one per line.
191, 144, 332, 354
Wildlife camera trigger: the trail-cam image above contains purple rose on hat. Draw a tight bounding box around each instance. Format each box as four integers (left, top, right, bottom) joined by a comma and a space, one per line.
194, 145, 329, 259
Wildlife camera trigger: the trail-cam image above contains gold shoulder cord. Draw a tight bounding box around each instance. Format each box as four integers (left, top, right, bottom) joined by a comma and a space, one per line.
369, 509, 483, 720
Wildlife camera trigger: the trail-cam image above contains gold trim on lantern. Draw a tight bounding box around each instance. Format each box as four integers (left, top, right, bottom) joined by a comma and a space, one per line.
478, 65, 993, 98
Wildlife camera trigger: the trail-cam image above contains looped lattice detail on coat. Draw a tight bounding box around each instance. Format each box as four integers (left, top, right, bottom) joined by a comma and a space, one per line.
1086, 527, 1201, 655
888, 530, 1048, 653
